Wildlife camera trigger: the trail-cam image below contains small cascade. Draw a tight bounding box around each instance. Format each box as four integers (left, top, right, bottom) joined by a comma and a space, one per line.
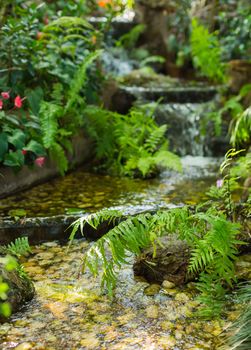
110, 80, 226, 156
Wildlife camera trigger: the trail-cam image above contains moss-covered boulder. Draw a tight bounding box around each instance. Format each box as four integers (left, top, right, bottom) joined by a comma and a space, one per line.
0, 261, 35, 321
133, 236, 191, 285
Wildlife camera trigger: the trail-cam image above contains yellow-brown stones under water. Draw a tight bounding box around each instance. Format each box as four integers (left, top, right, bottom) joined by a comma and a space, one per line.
0, 168, 215, 218
0, 239, 237, 350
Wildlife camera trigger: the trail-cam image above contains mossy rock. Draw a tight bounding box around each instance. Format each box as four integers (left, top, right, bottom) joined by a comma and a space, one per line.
133, 236, 192, 285
0, 260, 35, 321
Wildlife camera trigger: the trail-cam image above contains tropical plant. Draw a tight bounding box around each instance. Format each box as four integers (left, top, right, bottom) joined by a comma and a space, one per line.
39, 51, 100, 175
191, 18, 226, 83
0, 92, 46, 170
0, 237, 31, 258
231, 106, 251, 147
202, 84, 251, 138
84, 104, 181, 177
36, 16, 98, 88
0, 4, 43, 93
219, 2, 251, 60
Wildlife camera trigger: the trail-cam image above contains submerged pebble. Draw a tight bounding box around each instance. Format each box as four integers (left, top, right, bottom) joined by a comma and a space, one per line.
0, 239, 232, 349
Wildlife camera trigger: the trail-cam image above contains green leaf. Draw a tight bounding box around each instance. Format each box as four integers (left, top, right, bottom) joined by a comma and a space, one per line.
25, 140, 45, 156
49, 142, 68, 176
0, 302, 11, 317
26, 87, 44, 115
39, 101, 63, 148
8, 130, 26, 149
0, 133, 8, 161
3, 150, 24, 168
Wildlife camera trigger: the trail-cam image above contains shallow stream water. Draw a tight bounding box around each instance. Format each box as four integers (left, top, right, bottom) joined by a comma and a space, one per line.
0, 239, 234, 350
1, 156, 237, 350
0, 157, 220, 218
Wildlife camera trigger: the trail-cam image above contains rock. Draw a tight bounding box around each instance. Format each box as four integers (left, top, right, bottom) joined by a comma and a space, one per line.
162, 280, 176, 289
14, 343, 33, 350
133, 236, 191, 285
0, 260, 35, 321
144, 284, 161, 296
235, 255, 251, 280
175, 292, 190, 303
146, 305, 159, 318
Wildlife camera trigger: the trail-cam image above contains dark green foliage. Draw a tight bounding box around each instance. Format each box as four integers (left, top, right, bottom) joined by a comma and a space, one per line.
38, 51, 100, 175
0, 237, 31, 258
219, 3, 251, 60
116, 24, 146, 49
0, 106, 45, 170
85, 105, 181, 177
191, 19, 226, 83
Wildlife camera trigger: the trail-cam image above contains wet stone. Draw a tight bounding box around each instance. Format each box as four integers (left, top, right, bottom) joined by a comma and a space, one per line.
162, 280, 176, 289
144, 284, 161, 296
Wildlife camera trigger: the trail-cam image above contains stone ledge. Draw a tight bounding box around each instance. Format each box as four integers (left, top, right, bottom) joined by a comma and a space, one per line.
0, 135, 93, 199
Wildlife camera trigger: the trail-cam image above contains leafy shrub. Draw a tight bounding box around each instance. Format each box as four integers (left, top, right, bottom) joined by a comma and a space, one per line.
219, 3, 251, 60
0, 92, 46, 170
70, 205, 242, 314
84, 104, 181, 177
38, 51, 100, 175
191, 18, 226, 83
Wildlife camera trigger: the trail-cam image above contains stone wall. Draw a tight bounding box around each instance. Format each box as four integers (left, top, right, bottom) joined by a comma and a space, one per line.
0, 135, 93, 199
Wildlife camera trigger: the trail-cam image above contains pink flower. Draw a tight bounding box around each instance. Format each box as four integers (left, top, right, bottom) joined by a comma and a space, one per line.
0, 100, 3, 110
216, 179, 224, 188
14, 95, 23, 108
35, 157, 45, 167
1, 92, 10, 99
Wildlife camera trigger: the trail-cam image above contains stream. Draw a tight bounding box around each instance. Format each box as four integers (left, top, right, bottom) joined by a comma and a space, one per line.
0, 239, 238, 350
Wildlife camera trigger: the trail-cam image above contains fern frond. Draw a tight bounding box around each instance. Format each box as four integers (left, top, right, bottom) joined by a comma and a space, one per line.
153, 150, 182, 172
144, 125, 167, 153
0, 237, 31, 257
49, 142, 68, 176
69, 209, 123, 241
81, 212, 154, 296
231, 106, 251, 146
65, 51, 101, 112
44, 16, 94, 32
40, 101, 63, 148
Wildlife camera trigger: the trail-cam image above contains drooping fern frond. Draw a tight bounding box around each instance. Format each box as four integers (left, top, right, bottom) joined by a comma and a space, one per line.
49, 142, 68, 176
81, 212, 155, 296
39, 101, 63, 148
69, 209, 123, 241
44, 16, 94, 33
72, 205, 243, 314
65, 50, 101, 112
231, 106, 251, 146
0, 237, 31, 258
188, 213, 241, 280
70, 207, 190, 294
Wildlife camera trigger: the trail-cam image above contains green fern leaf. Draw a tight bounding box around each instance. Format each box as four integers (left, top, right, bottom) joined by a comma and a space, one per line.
40, 101, 63, 148
0, 237, 31, 257
49, 142, 68, 176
